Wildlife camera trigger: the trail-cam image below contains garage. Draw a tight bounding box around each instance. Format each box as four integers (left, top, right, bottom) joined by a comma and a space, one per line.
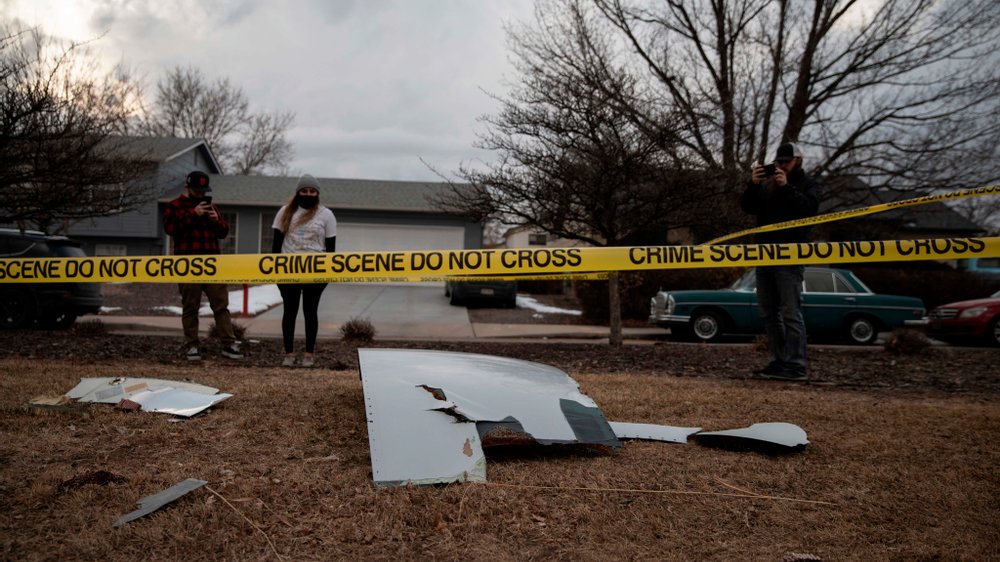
336, 222, 466, 253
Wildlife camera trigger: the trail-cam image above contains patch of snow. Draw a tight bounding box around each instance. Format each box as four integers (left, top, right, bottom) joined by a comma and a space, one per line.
152, 285, 284, 316
154, 305, 184, 315
516, 295, 582, 316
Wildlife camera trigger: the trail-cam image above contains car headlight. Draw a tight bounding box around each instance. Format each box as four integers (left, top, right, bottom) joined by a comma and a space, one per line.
959, 306, 987, 318
666, 294, 675, 314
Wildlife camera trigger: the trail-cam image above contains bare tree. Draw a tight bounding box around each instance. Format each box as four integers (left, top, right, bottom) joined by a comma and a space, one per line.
0, 24, 154, 233
592, 0, 1000, 207
141, 66, 294, 175
436, 2, 715, 346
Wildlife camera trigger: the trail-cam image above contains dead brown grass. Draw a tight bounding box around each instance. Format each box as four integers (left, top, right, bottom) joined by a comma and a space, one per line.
1, 357, 998, 561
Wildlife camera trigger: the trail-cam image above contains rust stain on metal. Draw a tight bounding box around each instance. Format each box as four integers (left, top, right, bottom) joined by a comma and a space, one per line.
417, 384, 447, 401
116, 399, 142, 413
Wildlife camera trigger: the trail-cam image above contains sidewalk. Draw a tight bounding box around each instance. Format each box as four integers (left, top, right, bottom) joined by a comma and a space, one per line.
96, 314, 668, 343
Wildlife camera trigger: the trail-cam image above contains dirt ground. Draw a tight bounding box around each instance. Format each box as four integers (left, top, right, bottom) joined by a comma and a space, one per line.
0, 327, 998, 561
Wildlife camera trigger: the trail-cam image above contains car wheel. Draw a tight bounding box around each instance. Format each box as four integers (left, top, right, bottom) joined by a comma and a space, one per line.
986, 316, 1000, 347
845, 315, 878, 345
504, 294, 517, 309
0, 288, 37, 329
41, 311, 78, 330
690, 311, 723, 343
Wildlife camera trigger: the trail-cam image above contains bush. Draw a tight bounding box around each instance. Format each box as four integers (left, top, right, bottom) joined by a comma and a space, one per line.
210, 320, 247, 341
883, 328, 932, 355
72, 319, 107, 337
340, 317, 376, 343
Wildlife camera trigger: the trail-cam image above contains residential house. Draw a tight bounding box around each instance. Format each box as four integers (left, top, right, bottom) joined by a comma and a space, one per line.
67, 136, 222, 256
66, 136, 483, 257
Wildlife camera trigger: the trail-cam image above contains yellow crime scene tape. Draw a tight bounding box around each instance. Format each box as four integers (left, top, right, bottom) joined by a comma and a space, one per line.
0, 185, 996, 284
0, 237, 997, 284
704, 184, 1000, 245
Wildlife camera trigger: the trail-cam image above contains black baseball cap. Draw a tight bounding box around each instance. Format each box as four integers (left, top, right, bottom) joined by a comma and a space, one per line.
774, 143, 803, 162
185, 171, 211, 192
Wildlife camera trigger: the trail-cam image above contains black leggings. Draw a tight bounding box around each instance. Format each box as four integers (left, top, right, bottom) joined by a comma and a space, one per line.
278, 283, 328, 353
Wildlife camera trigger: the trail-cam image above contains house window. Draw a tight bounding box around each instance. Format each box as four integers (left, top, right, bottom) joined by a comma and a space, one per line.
218, 211, 238, 254
260, 211, 276, 252
528, 233, 547, 245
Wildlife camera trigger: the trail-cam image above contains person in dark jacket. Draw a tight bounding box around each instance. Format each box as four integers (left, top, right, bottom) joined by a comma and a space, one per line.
162, 171, 243, 361
740, 143, 820, 380
271, 174, 337, 367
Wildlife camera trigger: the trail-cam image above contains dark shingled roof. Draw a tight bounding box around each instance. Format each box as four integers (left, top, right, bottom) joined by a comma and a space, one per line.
820, 178, 984, 234
99, 135, 214, 163
161, 174, 470, 214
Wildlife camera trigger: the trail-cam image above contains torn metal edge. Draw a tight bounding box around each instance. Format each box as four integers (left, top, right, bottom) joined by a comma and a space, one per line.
609, 422, 703, 444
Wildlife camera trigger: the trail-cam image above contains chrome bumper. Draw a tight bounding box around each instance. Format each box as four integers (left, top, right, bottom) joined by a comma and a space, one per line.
648, 314, 691, 325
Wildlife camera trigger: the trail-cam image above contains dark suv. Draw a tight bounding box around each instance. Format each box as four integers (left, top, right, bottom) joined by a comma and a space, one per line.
0, 229, 103, 329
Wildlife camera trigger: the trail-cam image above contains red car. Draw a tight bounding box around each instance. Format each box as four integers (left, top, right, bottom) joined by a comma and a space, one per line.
928, 289, 1000, 347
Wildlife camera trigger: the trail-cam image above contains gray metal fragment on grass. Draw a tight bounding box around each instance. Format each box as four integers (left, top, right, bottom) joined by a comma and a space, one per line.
112, 478, 207, 528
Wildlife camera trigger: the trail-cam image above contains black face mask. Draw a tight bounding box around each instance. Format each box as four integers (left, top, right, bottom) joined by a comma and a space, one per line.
295, 194, 319, 209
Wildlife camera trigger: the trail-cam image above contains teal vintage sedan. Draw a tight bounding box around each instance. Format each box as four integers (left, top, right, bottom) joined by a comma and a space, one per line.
648, 267, 927, 344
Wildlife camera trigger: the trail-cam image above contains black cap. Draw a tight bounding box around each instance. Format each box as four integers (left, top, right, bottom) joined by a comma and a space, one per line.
185, 171, 211, 192
774, 143, 803, 162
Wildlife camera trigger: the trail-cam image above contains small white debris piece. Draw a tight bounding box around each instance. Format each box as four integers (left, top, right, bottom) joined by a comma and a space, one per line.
609, 422, 702, 444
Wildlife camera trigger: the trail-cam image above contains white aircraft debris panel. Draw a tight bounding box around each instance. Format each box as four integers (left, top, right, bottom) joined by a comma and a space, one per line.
358, 348, 618, 488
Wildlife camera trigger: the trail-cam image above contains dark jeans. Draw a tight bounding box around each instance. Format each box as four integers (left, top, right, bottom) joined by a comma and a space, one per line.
755, 266, 807, 373
278, 283, 328, 353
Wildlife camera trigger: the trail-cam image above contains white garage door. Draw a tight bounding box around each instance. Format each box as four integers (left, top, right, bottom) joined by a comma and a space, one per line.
337, 223, 466, 253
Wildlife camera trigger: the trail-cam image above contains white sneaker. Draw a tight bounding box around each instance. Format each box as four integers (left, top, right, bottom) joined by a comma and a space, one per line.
282, 355, 296, 367
301, 355, 315, 368
185, 346, 201, 361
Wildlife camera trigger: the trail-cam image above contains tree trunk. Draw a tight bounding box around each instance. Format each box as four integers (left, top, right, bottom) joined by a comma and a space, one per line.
608, 271, 623, 347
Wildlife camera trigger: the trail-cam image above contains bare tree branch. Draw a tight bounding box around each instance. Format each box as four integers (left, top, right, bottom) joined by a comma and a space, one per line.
0, 24, 154, 233
140, 66, 294, 175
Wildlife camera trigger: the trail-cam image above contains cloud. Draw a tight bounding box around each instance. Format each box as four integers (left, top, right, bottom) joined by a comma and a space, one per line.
4, 0, 534, 180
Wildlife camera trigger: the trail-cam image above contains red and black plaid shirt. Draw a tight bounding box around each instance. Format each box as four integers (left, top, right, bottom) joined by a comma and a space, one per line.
162, 195, 229, 255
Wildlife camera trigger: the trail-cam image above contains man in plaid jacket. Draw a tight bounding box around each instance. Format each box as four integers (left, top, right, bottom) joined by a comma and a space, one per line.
163, 171, 243, 361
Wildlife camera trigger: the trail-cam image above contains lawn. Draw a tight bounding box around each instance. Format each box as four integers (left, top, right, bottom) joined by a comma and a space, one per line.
1, 351, 997, 561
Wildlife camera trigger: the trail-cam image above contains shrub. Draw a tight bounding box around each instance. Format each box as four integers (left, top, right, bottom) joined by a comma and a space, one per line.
210, 320, 247, 341
73, 319, 107, 337
340, 317, 376, 343
883, 328, 932, 355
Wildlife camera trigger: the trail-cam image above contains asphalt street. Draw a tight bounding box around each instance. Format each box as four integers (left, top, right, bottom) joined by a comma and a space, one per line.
253, 283, 475, 339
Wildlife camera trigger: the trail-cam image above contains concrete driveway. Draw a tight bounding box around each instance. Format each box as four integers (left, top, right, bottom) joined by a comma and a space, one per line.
255, 283, 474, 339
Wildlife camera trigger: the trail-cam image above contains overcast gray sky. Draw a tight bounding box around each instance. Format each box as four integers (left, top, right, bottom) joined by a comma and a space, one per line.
2, 0, 534, 180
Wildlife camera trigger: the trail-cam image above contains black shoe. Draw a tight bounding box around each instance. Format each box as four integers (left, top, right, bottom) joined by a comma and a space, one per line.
752, 363, 784, 376
221, 343, 244, 360
185, 346, 201, 361
759, 369, 807, 381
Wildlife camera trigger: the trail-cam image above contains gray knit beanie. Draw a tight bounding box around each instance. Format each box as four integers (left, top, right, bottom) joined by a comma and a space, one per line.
296, 174, 320, 192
